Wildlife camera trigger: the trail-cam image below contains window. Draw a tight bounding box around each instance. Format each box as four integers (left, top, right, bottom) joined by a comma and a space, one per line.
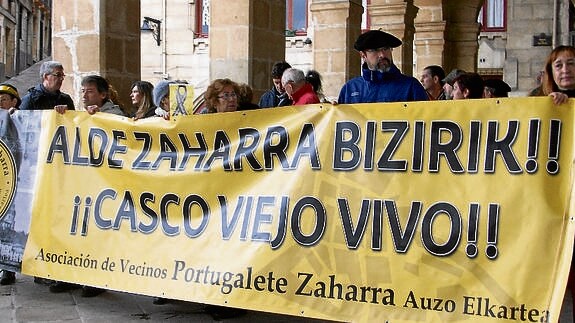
362, 0, 370, 31
286, 0, 307, 35
478, 0, 506, 32
195, 0, 210, 37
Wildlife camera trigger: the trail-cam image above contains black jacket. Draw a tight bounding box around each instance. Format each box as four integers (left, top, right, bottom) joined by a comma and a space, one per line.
20, 84, 75, 111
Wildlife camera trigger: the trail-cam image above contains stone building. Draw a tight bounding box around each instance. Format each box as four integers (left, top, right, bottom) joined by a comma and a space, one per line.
138, 0, 574, 100
0, 0, 51, 81
39, 0, 575, 108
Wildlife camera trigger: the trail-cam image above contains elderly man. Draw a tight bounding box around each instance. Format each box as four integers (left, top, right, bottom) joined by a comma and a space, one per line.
20, 60, 75, 111
338, 29, 428, 104
281, 68, 320, 106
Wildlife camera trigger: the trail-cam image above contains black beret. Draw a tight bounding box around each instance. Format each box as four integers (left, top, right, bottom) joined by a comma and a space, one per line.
354, 30, 402, 51
484, 79, 511, 96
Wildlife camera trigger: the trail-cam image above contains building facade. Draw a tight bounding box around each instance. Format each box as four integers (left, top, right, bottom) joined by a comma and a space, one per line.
40, 0, 574, 107
0, 0, 51, 81
140, 0, 575, 100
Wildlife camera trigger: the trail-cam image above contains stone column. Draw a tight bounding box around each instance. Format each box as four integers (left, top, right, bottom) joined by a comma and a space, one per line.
209, 0, 285, 100
52, 0, 140, 112
310, 0, 363, 99
444, 21, 481, 73
368, 0, 418, 76
440, 1, 482, 73
413, 0, 446, 77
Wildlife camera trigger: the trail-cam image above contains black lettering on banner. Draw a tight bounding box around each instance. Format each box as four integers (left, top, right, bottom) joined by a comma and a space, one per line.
108, 129, 127, 168
132, 132, 152, 170
270, 196, 289, 249
385, 200, 421, 253
421, 202, 461, 256
203, 130, 232, 171
337, 198, 370, 249
291, 123, 321, 169
234, 128, 262, 171
113, 190, 137, 231
182, 194, 209, 237
429, 121, 464, 173
87, 128, 107, 166
251, 196, 274, 242
485, 120, 521, 173
72, 127, 89, 165
364, 121, 376, 170
178, 132, 208, 171
138, 192, 159, 233
291, 197, 326, 246
94, 188, 115, 229
46, 125, 70, 163
333, 121, 360, 170
152, 133, 179, 170
371, 200, 383, 250
377, 121, 408, 171
263, 125, 289, 170
467, 121, 481, 173
411, 121, 425, 172
160, 193, 180, 236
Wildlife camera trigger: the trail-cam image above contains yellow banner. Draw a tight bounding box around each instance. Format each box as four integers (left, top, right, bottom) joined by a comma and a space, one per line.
21, 98, 575, 322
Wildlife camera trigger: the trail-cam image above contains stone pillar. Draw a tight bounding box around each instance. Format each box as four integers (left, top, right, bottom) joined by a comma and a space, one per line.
368, 0, 418, 76
310, 0, 363, 99
52, 0, 140, 112
441, 1, 482, 73
413, 0, 446, 77
209, 0, 285, 100
444, 21, 481, 73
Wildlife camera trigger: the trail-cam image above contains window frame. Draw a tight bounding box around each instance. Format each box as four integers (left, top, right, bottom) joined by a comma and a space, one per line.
195, 0, 210, 38
286, 0, 308, 36
479, 0, 506, 32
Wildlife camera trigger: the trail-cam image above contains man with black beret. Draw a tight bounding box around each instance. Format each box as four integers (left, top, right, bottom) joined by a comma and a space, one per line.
338, 29, 428, 104
483, 78, 512, 98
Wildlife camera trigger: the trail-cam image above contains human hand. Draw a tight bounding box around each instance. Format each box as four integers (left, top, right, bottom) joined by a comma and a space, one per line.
54, 105, 68, 114
86, 105, 100, 115
549, 92, 569, 105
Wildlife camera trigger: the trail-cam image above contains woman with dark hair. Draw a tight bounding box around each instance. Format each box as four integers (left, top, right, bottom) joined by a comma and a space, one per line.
130, 80, 156, 119
451, 72, 484, 99
535, 45, 575, 105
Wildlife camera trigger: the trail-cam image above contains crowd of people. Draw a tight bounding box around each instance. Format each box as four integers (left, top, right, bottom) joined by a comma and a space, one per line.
0, 28, 574, 320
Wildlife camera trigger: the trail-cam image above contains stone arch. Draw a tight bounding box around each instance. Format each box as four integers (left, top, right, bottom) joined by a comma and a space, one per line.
441, 1, 484, 72
413, 0, 483, 78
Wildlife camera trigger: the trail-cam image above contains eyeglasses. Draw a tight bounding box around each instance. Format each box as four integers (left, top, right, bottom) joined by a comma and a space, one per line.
217, 92, 237, 100
365, 47, 391, 54
50, 73, 66, 78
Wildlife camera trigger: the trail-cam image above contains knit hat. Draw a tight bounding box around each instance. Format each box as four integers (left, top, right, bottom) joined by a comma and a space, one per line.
0, 83, 21, 108
153, 80, 174, 108
354, 30, 402, 51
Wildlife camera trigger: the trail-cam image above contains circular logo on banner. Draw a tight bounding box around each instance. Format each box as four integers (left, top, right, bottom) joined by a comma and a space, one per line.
0, 138, 17, 221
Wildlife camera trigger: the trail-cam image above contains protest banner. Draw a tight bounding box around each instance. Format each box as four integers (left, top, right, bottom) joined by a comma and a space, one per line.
0, 98, 572, 322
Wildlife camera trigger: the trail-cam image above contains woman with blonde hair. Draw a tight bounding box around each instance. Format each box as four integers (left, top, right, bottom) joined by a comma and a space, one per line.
204, 78, 240, 113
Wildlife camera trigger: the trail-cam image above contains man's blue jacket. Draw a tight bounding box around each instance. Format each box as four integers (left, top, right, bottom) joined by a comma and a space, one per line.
338, 64, 428, 104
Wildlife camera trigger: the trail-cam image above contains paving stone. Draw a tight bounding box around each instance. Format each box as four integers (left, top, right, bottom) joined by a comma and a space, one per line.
4, 274, 572, 322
